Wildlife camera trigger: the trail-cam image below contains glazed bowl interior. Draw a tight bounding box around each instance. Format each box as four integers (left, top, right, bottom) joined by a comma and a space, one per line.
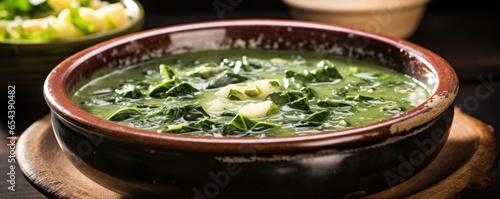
43, 19, 459, 198
0, 0, 144, 107
45, 19, 458, 153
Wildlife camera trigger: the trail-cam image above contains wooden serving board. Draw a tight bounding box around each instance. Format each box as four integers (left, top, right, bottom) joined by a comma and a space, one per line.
15, 108, 499, 199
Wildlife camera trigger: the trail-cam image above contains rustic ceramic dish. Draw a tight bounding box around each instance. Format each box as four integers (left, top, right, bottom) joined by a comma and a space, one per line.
43, 19, 458, 199
0, 0, 144, 110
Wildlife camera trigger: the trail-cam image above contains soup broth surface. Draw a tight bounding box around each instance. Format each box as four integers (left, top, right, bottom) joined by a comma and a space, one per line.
72, 49, 430, 137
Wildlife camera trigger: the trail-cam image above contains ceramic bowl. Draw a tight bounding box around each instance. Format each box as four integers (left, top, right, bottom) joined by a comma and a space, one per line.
44, 19, 458, 199
282, 0, 431, 39
0, 0, 144, 113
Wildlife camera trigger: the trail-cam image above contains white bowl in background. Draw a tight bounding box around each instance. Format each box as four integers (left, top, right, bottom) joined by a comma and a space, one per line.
282, 0, 431, 38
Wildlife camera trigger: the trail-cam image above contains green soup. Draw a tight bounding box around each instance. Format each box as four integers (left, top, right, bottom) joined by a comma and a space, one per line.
72, 49, 430, 137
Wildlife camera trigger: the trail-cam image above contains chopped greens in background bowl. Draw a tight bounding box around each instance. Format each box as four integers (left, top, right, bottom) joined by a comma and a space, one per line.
0, 0, 138, 42
0, 0, 144, 126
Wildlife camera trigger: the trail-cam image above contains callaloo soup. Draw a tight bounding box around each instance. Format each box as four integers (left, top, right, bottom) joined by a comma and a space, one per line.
72, 49, 429, 137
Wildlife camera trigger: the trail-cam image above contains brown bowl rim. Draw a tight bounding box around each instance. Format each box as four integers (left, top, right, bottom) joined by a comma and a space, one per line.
44, 19, 459, 154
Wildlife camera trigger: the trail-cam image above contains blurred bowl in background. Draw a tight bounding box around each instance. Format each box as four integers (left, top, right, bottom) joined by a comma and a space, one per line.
0, 0, 144, 110
282, 0, 430, 39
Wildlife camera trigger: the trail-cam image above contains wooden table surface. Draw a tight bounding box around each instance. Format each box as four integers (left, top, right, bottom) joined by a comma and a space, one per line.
1, 1, 499, 198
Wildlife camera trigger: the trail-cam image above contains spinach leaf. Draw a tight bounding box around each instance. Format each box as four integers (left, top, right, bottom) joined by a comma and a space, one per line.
163, 106, 188, 121
288, 97, 310, 111
166, 118, 221, 134
317, 98, 358, 107
284, 59, 343, 87
149, 103, 211, 126
198, 118, 220, 131
108, 107, 142, 121
314, 60, 343, 81
267, 88, 314, 111
299, 110, 330, 126
267, 90, 305, 105
221, 114, 280, 136
345, 94, 375, 102
148, 80, 176, 98
115, 84, 144, 99
159, 64, 176, 81
163, 81, 199, 99
285, 70, 313, 87
219, 111, 237, 117
167, 123, 200, 133
251, 122, 280, 132
182, 104, 210, 121
229, 114, 255, 132
267, 103, 281, 116
148, 64, 198, 99
206, 71, 248, 89
299, 87, 316, 99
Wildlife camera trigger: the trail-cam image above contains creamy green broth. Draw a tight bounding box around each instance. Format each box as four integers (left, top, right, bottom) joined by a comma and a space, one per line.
72, 49, 430, 137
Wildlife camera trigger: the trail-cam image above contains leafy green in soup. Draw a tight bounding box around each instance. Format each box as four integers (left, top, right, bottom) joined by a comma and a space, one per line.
72, 49, 430, 137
